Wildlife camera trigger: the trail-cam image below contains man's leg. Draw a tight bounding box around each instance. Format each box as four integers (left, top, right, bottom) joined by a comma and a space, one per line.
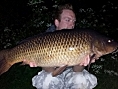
32, 70, 65, 89
65, 69, 97, 89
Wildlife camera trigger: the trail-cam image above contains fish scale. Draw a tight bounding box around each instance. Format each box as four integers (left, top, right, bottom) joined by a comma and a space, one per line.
0, 29, 118, 75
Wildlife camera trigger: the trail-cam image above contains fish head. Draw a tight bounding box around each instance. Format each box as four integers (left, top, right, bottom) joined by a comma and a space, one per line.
104, 39, 118, 53
92, 35, 118, 58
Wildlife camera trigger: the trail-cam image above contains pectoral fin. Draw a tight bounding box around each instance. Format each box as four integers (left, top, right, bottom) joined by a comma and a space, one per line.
52, 65, 67, 77
87, 54, 96, 71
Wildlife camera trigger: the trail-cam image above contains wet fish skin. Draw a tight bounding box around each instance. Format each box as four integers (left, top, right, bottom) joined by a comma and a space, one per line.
0, 29, 118, 75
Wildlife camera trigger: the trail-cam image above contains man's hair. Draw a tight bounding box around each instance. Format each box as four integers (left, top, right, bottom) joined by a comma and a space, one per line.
54, 3, 74, 21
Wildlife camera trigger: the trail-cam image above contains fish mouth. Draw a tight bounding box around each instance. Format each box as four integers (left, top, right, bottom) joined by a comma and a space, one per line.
112, 47, 118, 54
114, 43, 118, 52
107, 41, 118, 54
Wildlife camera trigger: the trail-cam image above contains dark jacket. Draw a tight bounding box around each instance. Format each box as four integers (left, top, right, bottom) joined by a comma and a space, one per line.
46, 25, 56, 32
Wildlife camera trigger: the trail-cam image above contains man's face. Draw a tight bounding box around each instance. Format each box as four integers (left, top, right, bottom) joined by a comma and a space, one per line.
55, 9, 76, 30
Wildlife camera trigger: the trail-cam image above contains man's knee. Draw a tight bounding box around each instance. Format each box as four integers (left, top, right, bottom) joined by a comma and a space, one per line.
32, 70, 64, 89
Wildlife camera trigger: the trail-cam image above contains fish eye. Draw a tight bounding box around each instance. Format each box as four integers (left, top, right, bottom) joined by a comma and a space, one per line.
108, 40, 111, 43
108, 39, 114, 43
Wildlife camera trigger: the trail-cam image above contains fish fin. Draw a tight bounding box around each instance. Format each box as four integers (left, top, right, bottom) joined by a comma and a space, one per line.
0, 50, 12, 75
87, 54, 96, 71
52, 65, 67, 77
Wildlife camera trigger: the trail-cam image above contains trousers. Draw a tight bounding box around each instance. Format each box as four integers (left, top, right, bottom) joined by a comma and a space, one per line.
32, 68, 97, 89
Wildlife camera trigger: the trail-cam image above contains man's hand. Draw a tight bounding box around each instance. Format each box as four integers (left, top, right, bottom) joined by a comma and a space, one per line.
22, 59, 37, 67
79, 54, 97, 66
79, 55, 90, 66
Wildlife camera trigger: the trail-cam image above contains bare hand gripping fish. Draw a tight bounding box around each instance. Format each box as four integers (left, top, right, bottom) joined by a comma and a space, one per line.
0, 29, 118, 75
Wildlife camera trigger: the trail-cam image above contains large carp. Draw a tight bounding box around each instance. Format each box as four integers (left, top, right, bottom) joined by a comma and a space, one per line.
0, 29, 118, 75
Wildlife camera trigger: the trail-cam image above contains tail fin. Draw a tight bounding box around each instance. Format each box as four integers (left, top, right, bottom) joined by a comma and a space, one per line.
0, 50, 12, 75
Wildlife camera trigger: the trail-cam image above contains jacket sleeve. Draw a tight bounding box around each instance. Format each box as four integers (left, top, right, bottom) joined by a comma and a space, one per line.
46, 25, 56, 32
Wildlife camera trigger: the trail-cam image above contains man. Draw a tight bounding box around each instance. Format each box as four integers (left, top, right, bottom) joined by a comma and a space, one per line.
32, 4, 97, 89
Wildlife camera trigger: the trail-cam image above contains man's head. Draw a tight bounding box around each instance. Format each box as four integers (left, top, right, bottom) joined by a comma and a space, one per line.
54, 4, 76, 30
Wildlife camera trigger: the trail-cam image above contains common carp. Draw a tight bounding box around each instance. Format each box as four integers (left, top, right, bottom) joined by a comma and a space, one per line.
0, 29, 118, 75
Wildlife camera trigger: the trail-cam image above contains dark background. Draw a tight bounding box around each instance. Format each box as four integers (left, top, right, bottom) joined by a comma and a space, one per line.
0, 0, 118, 89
